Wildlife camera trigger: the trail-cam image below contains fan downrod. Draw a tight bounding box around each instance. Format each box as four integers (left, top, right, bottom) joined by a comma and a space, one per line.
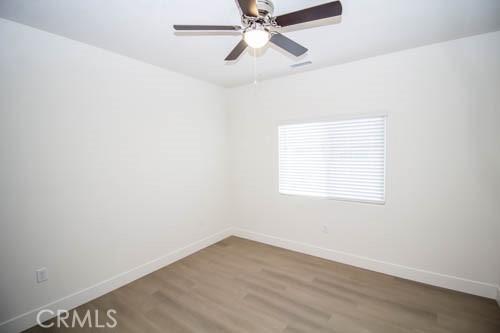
256, 0, 275, 17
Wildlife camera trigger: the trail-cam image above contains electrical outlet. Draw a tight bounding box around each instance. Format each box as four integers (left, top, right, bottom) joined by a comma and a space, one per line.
36, 268, 48, 283
322, 225, 329, 234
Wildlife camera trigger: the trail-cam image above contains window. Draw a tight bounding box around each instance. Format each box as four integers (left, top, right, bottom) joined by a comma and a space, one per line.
279, 116, 386, 204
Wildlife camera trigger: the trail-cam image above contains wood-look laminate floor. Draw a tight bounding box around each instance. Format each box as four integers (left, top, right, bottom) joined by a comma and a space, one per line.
26, 236, 500, 332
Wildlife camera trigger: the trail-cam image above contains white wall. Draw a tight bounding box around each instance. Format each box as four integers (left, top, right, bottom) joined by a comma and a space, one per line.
227, 31, 500, 297
0, 18, 229, 327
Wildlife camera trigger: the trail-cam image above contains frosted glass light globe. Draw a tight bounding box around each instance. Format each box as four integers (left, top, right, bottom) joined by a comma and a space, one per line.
244, 29, 270, 49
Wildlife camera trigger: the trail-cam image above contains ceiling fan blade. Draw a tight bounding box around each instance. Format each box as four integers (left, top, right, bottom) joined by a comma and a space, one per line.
174, 25, 241, 31
270, 33, 308, 57
236, 0, 258, 17
225, 39, 248, 61
275, 1, 342, 27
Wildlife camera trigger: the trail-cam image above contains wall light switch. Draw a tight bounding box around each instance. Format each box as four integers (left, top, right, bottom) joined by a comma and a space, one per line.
36, 268, 48, 283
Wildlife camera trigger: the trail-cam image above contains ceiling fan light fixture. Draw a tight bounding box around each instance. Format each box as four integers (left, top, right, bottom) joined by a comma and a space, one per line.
244, 28, 270, 49
174, 0, 343, 60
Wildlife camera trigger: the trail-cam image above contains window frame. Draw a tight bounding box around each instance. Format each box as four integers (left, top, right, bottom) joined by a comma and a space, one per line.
276, 114, 387, 205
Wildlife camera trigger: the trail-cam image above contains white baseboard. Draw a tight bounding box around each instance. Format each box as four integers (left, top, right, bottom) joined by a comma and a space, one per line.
2, 227, 498, 333
0, 228, 233, 333
232, 228, 499, 300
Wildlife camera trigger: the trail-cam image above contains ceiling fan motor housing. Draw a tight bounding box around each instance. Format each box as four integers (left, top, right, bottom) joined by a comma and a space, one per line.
257, 0, 274, 17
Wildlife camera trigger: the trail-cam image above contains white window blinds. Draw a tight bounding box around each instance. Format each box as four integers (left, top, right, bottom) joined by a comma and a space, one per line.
279, 116, 386, 204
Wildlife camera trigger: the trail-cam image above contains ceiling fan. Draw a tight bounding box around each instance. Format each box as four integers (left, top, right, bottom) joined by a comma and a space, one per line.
173, 0, 342, 61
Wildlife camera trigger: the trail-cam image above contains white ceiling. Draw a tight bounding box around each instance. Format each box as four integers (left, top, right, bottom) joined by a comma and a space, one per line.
1, 0, 500, 87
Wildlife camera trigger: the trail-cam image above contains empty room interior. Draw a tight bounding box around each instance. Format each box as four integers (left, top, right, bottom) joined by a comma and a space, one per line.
1, 0, 500, 332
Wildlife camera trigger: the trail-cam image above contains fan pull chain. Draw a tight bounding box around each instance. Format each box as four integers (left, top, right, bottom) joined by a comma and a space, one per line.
253, 48, 258, 85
